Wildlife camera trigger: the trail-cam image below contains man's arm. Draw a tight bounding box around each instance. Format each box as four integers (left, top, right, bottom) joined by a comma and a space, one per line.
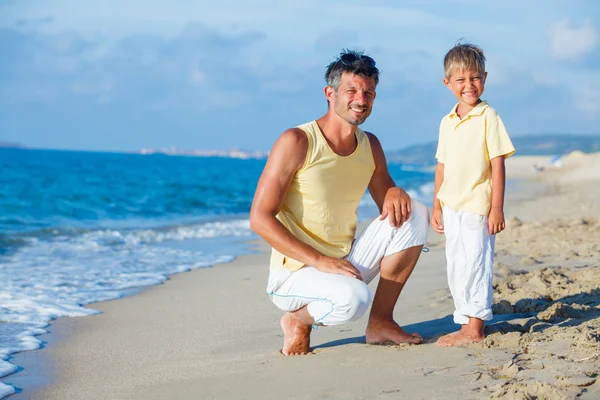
431, 162, 445, 234
366, 133, 411, 228
488, 155, 506, 235
249, 129, 362, 279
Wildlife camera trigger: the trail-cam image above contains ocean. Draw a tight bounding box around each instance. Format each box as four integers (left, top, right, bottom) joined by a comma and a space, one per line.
0, 148, 434, 397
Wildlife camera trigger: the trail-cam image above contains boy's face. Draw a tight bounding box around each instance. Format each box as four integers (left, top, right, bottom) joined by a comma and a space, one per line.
443, 68, 487, 107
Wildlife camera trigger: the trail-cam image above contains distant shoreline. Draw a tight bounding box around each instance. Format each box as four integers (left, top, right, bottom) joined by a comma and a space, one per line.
3, 133, 600, 163
0, 141, 26, 149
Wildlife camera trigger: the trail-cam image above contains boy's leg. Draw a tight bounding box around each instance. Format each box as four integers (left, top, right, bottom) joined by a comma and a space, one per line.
268, 266, 372, 355
441, 206, 466, 324
346, 199, 429, 344
438, 208, 495, 347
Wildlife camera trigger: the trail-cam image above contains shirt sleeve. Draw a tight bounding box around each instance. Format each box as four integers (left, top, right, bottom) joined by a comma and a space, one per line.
435, 120, 446, 163
486, 116, 516, 160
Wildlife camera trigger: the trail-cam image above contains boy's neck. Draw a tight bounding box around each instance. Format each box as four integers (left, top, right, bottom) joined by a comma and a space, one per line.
455, 99, 482, 119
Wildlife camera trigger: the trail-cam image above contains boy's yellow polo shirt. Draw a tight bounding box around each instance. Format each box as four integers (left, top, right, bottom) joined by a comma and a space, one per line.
435, 101, 515, 216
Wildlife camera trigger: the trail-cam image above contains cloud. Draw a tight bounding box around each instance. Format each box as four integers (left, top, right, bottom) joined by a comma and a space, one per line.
1, 2, 598, 152
549, 20, 599, 61
313, 29, 361, 54
188, 67, 206, 87
0, 22, 322, 150
0, 22, 269, 107
16, 16, 55, 27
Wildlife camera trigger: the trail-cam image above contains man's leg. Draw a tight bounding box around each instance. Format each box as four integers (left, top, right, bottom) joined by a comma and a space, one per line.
365, 245, 423, 344
268, 266, 372, 355
279, 307, 313, 356
346, 199, 429, 345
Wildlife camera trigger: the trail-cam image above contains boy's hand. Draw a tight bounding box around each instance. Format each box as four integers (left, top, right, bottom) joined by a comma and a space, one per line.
431, 208, 444, 234
488, 208, 505, 235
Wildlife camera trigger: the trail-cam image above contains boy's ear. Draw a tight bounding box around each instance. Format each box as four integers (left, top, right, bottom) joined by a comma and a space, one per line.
483, 71, 488, 83
442, 77, 451, 90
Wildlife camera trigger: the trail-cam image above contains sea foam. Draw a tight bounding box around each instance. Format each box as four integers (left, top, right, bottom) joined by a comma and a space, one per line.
0, 218, 253, 397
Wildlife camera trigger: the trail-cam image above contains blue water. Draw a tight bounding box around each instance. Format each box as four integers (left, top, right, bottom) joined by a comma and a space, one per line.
0, 148, 434, 397
1, 149, 264, 236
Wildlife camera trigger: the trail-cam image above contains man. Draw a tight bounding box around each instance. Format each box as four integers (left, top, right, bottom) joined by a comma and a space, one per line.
250, 50, 430, 356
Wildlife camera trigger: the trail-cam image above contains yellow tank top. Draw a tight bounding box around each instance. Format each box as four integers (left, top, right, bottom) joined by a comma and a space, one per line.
270, 120, 375, 271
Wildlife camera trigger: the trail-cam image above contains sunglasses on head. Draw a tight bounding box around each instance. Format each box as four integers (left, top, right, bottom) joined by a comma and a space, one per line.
339, 53, 376, 67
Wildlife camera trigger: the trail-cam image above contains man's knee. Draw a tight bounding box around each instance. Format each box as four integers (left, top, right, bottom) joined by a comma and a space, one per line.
334, 280, 372, 324
410, 199, 430, 227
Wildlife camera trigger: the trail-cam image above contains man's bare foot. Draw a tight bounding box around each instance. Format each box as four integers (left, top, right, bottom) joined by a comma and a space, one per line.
280, 312, 312, 356
436, 330, 485, 347
365, 318, 422, 345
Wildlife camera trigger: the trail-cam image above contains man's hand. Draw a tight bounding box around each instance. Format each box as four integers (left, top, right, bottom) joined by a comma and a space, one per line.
488, 207, 505, 235
314, 256, 363, 281
431, 208, 444, 234
379, 187, 411, 228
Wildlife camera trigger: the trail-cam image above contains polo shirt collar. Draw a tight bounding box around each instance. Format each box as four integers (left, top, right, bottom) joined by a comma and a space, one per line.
448, 100, 489, 119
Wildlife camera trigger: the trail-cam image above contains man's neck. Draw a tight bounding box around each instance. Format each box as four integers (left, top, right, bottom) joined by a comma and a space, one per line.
316, 114, 359, 156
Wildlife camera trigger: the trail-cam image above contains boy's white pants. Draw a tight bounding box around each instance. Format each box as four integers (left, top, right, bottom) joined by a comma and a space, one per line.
266, 199, 429, 326
443, 206, 495, 325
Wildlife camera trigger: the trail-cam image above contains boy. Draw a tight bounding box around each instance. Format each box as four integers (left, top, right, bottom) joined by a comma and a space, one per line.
431, 42, 515, 347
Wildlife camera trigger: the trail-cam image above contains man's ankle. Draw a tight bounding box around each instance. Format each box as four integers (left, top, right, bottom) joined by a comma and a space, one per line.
368, 314, 395, 323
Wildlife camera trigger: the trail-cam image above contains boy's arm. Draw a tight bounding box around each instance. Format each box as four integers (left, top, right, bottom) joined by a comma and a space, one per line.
488, 155, 506, 235
431, 162, 444, 234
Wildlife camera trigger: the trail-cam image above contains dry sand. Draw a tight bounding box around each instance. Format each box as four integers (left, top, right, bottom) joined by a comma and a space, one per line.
11, 153, 600, 399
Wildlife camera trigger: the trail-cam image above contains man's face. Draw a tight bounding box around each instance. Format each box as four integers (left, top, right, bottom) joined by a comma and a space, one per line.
330, 72, 377, 126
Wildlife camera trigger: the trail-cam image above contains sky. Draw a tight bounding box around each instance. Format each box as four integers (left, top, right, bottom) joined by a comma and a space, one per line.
0, 0, 599, 152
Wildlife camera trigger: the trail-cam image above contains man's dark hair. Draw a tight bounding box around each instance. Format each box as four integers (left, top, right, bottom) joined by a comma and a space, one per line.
325, 49, 380, 90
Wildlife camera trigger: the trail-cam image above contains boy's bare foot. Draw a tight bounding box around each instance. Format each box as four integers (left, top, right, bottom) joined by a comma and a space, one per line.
436, 331, 484, 346
280, 312, 312, 356
365, 317, 422, 345
437, 324, 485, 347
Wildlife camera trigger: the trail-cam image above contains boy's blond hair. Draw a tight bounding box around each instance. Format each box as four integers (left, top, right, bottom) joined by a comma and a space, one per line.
443, 42, 486, 78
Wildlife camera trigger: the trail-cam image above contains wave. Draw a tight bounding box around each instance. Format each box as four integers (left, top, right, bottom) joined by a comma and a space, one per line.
0, 218, 254, 395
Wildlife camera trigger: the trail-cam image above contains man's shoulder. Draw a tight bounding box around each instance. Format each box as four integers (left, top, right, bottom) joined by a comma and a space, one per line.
270, 128, 309, 170
283, 120, 318, 143
362, 130, 376, 141
362, 131, 382, 150
295, 120, 315, 131
280, 127, 309, 145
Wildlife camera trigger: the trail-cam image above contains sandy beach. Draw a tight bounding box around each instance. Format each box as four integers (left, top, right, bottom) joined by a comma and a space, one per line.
10, 153, 600, 400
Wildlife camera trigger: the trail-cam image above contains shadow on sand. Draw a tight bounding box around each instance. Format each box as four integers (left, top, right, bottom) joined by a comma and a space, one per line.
313, 287, 600, 350
312, 312, 530, 350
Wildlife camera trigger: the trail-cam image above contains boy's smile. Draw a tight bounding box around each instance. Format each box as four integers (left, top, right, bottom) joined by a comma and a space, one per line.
443, 69, 487, 116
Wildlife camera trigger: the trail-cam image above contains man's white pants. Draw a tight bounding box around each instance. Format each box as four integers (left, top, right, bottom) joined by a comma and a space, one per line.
267, 199, 429, 327
443, 206, 495, 325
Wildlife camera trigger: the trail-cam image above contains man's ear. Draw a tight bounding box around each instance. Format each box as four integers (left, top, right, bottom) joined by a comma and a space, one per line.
324, 85, 336, 102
